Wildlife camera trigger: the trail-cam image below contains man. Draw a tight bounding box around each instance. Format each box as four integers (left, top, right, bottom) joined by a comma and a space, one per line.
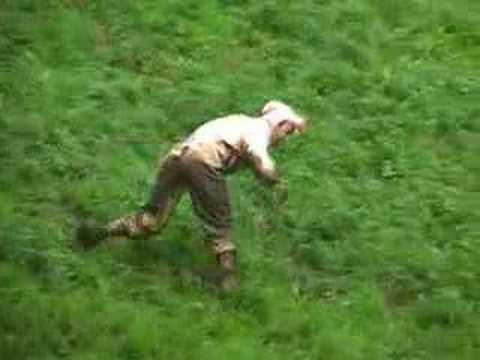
77, 100, 307, 290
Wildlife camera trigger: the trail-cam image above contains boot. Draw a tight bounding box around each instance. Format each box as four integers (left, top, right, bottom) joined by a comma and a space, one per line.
217, 251, 238, 291
74, 220, 109, 250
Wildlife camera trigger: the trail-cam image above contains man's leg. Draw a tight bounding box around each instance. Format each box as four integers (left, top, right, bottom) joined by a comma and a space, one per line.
106, 156, 185, 239
76, 155, 185, 249
186, 159, 237, 290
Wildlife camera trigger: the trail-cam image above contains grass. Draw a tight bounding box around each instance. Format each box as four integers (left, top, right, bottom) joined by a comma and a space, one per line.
1, 0, 479, 358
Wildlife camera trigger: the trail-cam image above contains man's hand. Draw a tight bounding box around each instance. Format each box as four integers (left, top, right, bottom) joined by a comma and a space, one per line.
272, 178, 288, 205
250, 154, 280, 185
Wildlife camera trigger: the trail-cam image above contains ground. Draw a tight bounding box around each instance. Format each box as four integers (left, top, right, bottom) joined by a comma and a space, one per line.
1, 0, 479, 359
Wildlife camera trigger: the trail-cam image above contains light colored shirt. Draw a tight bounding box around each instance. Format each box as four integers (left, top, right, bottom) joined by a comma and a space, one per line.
171, 114, 277, 181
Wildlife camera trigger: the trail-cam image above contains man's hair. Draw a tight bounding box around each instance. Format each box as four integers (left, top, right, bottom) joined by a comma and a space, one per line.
260, 100, 306, 132
261, 100, 291, 116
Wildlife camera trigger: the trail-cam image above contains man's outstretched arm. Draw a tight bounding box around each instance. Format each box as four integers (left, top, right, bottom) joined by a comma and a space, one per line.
249, 151, 289, 206
250, 153, 280, 185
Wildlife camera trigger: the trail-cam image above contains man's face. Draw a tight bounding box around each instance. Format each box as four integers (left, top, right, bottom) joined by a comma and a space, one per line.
279, 121, 296, 137
272, 120, 303, 145
260, 100, 307, 145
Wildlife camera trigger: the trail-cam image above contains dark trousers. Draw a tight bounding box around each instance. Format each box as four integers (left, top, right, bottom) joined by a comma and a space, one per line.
106, 147, 235, 255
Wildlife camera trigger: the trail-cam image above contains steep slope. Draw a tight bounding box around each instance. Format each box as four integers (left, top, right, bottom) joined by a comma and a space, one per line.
1, 1, 479, 358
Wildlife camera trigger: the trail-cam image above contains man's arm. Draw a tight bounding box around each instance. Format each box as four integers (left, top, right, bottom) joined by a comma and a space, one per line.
244, 125, 281, 185
250, 152, 280, 185
249, 151, 289, 205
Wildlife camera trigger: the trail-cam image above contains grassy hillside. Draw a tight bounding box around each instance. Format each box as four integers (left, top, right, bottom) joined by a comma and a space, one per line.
1, 0, 479, 358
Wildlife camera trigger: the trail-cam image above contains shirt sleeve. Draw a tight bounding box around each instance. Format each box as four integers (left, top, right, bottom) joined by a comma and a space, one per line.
245, 131, 279, 184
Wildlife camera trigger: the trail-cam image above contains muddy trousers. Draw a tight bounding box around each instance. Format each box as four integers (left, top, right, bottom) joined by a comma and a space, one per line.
106, 149, 236, 259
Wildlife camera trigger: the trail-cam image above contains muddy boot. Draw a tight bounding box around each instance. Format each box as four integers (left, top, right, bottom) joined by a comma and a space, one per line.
74, 220, 109, 250
217, 251, 239, 291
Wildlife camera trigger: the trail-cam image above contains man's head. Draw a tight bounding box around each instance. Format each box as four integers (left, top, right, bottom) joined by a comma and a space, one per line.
260, 100, 307, 144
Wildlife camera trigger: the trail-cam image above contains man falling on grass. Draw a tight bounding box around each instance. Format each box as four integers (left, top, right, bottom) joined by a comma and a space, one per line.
77, 100, 307, 290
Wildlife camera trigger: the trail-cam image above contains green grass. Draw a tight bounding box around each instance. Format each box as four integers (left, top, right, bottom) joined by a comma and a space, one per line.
1, 0, 479, 358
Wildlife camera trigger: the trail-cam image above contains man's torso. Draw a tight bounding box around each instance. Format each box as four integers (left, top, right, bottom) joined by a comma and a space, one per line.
169, 114, 271, 173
